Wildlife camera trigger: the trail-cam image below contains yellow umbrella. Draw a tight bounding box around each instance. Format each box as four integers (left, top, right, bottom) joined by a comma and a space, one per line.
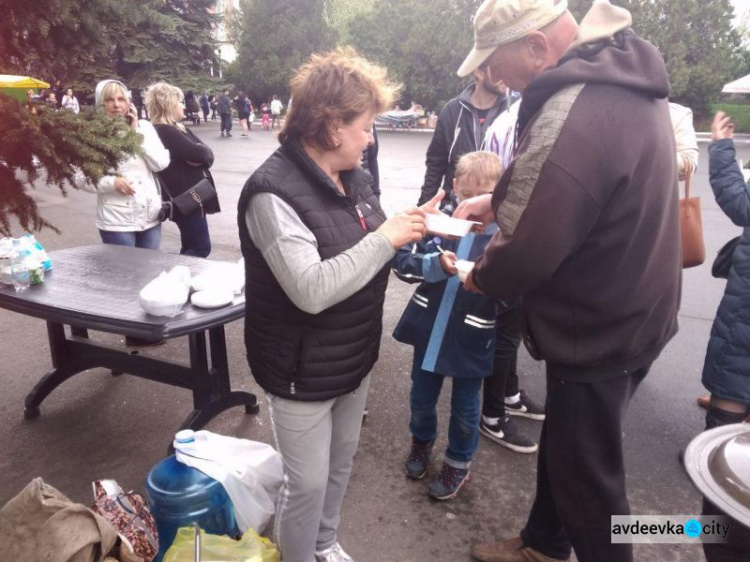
0, 75, 51, 89
0, 75, 51, 102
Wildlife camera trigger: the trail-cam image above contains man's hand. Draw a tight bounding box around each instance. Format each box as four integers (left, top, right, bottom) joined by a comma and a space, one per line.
454, 193, 494, 225
114, 177, 135, 195
711, 111, 734, 141
439, 250, 457, 275
463, 270, 483, 294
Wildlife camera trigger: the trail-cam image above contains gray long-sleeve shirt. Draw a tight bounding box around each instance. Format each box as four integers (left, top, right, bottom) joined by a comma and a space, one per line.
245, 192, 395, 315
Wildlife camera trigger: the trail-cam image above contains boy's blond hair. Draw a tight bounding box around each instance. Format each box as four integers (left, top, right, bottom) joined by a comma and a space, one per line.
454, 151, 503, 187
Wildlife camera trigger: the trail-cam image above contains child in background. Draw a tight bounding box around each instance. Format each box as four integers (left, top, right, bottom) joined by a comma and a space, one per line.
260, 102, 271, 132
392, 151, 503, 500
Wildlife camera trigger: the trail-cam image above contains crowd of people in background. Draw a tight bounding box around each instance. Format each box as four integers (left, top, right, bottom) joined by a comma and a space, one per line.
25, 80, 290, 139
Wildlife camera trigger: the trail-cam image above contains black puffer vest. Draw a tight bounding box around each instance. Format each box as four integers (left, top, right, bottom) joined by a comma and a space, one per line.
237, 137, 390, 401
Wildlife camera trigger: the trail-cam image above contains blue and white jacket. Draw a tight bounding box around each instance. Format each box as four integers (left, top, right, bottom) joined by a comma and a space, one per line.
392, 224, 500, 379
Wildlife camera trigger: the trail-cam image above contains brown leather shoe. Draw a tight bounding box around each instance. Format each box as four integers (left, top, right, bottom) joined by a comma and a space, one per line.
471, 537, 569, 562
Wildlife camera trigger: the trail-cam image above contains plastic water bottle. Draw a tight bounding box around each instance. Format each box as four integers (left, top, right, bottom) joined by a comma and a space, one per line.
10, 250, 30, 292
146, 430, 237, 562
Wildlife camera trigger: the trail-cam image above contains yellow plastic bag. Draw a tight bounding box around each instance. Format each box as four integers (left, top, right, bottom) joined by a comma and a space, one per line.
163, 527, 280, 562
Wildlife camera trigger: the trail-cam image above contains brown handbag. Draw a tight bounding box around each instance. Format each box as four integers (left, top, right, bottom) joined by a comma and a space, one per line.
679, 157, 705, 268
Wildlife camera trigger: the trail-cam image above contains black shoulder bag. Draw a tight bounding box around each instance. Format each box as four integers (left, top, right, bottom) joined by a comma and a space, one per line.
155, 170, 216, 221
711, 236, 741, 279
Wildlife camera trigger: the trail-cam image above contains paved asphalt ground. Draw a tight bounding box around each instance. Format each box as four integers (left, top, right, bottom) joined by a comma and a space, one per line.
1, 119, 748, 561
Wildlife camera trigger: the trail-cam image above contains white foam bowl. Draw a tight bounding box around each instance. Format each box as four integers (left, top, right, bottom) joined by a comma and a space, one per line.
191, 288, 234, 309
425, 213, 479, 237
455, 259, 475, 282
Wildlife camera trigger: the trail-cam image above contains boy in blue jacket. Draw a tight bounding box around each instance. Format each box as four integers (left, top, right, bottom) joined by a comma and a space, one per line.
393, 151, 502, 500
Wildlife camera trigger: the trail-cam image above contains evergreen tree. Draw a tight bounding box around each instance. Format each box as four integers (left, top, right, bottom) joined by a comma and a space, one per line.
230, 0, 335, 103
1, 0, 219, 93
0, 96, 141, 236
114, 0, 220, 89
0, 0, 219, 233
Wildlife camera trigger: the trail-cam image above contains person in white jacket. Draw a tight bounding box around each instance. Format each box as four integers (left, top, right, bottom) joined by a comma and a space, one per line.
74, 79, 170, 249
669, 102, 699, 181
61, 88, 80, 114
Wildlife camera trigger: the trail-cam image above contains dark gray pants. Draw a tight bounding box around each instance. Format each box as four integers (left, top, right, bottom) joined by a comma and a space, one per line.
220, 113, 232, 133
521, 365, 649, 562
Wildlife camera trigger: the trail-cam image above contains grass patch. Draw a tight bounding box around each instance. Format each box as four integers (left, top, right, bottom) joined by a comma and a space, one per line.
696, 102, 750, 133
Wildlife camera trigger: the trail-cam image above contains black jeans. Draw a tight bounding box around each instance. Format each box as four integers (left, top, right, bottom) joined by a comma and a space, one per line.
520, 364, 649, 562
482, 300, 522, 418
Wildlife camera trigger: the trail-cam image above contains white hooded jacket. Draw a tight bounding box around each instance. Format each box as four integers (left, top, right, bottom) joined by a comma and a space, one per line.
73, 79, 170, 232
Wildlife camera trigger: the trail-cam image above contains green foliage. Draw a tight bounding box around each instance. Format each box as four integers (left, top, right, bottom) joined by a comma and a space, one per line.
230, 0, 335, 103
326, 0, 375, 44
0, 95, 141, 236
569, 1, 747, 114
115, 0, 220, 89
616, 0, 744, 113
706, 102, 750, 133
0, 0, 218, 233
0, 0, 218, 92
347, 0, 482, 112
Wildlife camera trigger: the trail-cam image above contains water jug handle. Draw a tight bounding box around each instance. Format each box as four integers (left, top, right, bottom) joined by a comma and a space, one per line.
193, 522, 201, 562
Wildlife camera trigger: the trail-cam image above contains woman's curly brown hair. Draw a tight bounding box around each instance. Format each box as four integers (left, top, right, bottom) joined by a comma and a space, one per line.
279, 47, 401, 150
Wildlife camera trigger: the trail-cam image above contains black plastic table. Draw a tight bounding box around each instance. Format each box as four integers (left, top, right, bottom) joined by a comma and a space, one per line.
0, 245, 258, 436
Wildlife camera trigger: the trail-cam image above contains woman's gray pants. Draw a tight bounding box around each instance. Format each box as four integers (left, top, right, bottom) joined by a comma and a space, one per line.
266, 375, 370, 562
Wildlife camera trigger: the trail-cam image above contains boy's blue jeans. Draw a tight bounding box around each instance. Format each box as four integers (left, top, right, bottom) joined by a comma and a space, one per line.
409, 351, 484, 469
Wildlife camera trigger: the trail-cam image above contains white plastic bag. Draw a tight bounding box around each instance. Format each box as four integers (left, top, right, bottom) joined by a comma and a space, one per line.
173, 430, 283, 534
139, 265, 191, 317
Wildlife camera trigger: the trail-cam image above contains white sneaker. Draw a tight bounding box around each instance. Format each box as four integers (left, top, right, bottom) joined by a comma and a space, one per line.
314, 542, 354, 562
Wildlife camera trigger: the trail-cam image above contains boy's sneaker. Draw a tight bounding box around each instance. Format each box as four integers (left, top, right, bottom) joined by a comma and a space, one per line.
505, 390, 545, 420
314, 542, 354, 562
404, 438, 434, 480
427, 462, 470, 501
480, 415, 538, 454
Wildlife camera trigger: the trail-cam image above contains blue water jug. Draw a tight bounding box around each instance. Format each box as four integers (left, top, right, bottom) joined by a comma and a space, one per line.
146, 431, 237, 562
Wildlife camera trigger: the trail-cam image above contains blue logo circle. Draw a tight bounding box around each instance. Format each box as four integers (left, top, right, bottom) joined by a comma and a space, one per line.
684, 519, 702, 538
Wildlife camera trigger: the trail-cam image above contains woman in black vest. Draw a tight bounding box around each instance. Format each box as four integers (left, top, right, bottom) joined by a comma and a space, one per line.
146, 82, 220, 257
238, 48, 435, 562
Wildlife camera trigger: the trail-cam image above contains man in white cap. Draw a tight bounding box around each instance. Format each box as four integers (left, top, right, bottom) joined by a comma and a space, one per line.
454, 1, 681, 561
